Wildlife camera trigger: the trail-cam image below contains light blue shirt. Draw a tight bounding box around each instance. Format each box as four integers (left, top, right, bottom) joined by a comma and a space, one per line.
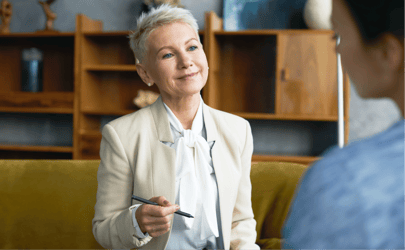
283, 119, 405, 248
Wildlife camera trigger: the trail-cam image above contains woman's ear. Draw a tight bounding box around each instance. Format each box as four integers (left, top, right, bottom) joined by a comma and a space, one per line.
136, 63, 153, 85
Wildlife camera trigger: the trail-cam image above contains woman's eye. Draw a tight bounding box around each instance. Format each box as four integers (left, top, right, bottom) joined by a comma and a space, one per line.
163, 53, 173, 59
188, 45, 198, 51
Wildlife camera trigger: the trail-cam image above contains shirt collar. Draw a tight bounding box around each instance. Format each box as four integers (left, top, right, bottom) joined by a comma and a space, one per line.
163, 95, 204, 135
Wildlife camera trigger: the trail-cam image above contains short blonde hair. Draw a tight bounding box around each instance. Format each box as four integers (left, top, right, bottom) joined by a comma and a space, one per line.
129, 4, 200, 64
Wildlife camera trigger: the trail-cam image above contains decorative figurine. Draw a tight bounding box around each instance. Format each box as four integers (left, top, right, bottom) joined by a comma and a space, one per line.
38, 0, 58, 32
133, 90, 160, 109
0, 0, 12, 34
142, 0, 183, 14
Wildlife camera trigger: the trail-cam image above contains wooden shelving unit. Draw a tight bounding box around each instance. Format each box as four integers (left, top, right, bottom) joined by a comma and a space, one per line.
0, 32, 75, 158
203, 12, 350, 165
0, 13, 350, 165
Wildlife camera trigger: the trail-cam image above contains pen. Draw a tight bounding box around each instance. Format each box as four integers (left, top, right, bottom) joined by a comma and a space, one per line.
131, 195, 194, 218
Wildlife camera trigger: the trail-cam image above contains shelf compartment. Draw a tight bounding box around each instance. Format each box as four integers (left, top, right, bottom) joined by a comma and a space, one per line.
81, 71, 159, 114
0, 92, 74, 113
207, 35, 277, 114
84, 64, 137, 71
249, 119, 338, 158
82, 35, 135, 66
0, 36, 74, 92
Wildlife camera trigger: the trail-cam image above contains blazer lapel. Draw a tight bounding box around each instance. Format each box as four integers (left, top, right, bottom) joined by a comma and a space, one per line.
149, 96, 176, 204
203, 104, 231, 249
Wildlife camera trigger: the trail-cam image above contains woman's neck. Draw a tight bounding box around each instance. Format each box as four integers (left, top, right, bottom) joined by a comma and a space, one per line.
162, 94, 201, 130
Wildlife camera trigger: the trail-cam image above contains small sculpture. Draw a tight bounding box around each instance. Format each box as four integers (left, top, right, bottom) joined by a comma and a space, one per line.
0, 0, 12, 34
142, 0, 184, 13
38, 0, 58, 32
133, 89, 160, 108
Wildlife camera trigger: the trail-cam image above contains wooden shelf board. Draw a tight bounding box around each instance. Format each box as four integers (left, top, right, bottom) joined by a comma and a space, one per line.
214, 29, 334, 36
84, 65, 137, 71
83, 31, 130, 36
83, 30, 204, 36
0, 92, 74, 114
81, 109, 136, 116
0, 32, 75, 37
0, 107, 73, 114
79, 130, 101, 137
0, 144, 73, 153
252, 154, 320, 165
233, 112, 338, 121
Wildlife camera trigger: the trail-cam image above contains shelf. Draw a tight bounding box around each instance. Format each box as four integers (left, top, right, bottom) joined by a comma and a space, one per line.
0, 92, 74, 114
214, 29, 333, 35
0, 144, 73, 153
81, 109, 136, 116
84, 65, 137, 71
252, 154, 320, 165
234, 113, 339, 121
0, 32, 75, 37
83, 30, 204, 36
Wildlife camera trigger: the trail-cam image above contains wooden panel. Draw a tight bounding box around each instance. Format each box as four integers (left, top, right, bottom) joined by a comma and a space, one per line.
0, 92, 73, 112
277, 33, 338, 117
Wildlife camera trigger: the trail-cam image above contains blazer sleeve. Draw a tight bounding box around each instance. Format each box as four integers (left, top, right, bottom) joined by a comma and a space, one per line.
230, 120, 260, 249
92, 124, 153, 248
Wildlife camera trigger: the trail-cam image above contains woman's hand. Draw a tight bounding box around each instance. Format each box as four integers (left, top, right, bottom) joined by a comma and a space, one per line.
135, 196, 180, 237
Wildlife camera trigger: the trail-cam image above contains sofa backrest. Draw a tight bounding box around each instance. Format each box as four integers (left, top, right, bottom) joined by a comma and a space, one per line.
0, 160, 103, 249
250, 161, 307, 249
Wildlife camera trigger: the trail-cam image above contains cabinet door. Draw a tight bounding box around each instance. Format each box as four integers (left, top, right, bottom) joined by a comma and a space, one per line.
276, 33, 338, 117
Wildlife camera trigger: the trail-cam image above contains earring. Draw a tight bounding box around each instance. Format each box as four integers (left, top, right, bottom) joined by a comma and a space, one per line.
147, 83, 153, 87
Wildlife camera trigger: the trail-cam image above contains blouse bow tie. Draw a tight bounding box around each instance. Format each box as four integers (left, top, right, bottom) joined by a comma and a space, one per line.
169, 114, 219, 240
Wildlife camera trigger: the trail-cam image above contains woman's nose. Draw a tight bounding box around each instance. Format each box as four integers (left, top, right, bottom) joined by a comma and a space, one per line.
178, 52, 193, 68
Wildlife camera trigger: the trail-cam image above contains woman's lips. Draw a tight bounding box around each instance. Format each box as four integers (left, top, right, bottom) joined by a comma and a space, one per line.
180, 72, 197, 79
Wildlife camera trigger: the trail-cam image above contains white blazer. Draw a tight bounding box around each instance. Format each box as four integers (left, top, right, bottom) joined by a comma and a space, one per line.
92, 96, 259, 249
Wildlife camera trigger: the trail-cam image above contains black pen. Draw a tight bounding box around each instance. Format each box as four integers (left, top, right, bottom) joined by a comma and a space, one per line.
131, 195, 194, 218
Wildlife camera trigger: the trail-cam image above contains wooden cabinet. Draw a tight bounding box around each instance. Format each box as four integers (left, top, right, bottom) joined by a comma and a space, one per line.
0, 13, 350, 165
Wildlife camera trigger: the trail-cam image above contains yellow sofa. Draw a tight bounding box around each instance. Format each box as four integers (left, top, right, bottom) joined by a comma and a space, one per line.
0, 160, 306, 249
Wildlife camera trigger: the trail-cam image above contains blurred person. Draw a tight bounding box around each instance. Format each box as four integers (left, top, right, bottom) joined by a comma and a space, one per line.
92, 4, 260, 249
282, 0, 404, 248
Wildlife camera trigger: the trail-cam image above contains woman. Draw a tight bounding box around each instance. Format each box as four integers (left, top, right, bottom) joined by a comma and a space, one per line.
283, 0, 404, 248
92, 4, 260, 249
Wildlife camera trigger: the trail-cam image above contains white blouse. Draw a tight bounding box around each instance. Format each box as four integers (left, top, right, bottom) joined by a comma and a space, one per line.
130, 96, 223, 249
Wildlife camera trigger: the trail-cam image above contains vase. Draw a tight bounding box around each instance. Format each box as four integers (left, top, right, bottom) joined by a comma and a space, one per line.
303, 0, 332, 29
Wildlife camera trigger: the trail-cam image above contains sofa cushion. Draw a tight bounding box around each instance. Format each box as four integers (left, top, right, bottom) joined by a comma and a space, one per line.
0, 160, 103, 249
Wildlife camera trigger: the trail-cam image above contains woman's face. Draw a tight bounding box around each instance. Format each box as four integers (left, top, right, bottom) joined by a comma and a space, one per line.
138, 22, 208, 100
331, 0, 387, 98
